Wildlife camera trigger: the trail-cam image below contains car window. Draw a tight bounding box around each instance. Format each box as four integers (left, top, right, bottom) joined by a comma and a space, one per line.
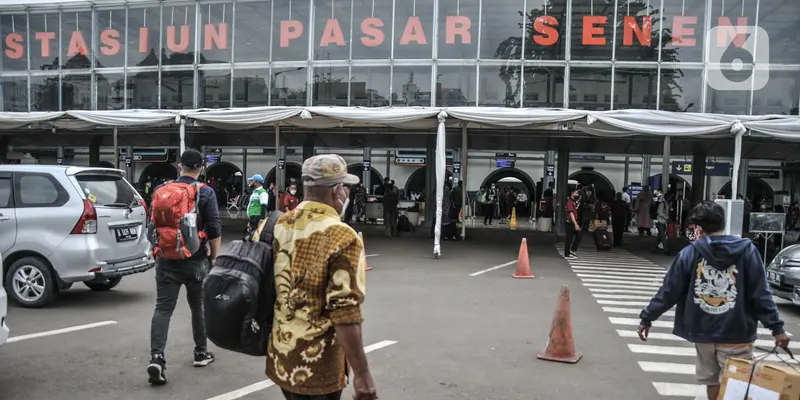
0, 177, 11, 207
19, 174, 62, 206
76, 175, 137, 207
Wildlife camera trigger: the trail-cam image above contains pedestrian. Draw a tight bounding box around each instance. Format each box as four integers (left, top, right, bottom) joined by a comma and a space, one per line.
635, 185, 653, 236
283, 183, 300, 212
516, 190, 528, 219
637, 201, 789, 400
621, 186, 632, 231
147, 149, 221, 385
269, 154, 378, 400
564, 188, 582, 259
382, 179, 399, 237
653, 188, 670, 254
611, 192, 628, 247
266, 182, 276, 212
245, 173, 270, 235
483, 184, 497, 225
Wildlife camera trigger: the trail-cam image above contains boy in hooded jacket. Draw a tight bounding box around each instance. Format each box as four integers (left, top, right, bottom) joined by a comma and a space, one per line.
637, 201, 790, 400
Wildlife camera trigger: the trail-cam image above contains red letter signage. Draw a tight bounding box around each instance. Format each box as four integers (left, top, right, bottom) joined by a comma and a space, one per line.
583, 16, 607, 46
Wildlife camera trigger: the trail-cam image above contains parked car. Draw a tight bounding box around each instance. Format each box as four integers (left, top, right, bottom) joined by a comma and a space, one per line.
1, 256, 8, 346
0, 165, 154, 308
766, 244, 800, 302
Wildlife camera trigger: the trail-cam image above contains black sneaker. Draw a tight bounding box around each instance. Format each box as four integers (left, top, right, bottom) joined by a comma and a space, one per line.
193, 351, 215, 367
147, 354, 167, 385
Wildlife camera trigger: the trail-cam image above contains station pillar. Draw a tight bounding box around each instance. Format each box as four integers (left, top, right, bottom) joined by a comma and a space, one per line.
385, 151, 392, 180
0, 136, 8, 163
555, 147, 570, 236
56, 146, 65, 165
691, 151, 707, 205
278, 145, 286, 192
737, 159, 749, 199
89, 135, 102, 166
641, 155, 652, 187
623, 157, 630, 186
200, 145, 207, 168
425, 136, 435, 227
543, 150, 556, 192
125, 146, 134, 182
302, 139, 314, 161
241, 149, 248, 196
363, 146, 372, 193
661, 137, 671, 193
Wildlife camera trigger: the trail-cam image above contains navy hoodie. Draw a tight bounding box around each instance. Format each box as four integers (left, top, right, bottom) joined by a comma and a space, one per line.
639, 235, 785, 343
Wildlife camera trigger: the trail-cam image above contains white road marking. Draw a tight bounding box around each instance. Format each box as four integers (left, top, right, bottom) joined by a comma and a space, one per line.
602, 306, 674, 317
609, 317, 777, 336
469, 260, 517, 277
617, 329, 798, 347
568, 260, 663, 267
639, 361, 695, 375
588, 288, 658, 295
577, 273, 664, 282
593, 294, 654, 300
652, 382, 706, 397
597, 300, 651, 306
584, 283, 660, 290
7, 321, 118, 343
631, 344, 797, 363
365, 254, 380, 258
581, 278, 663, 287
206, 340, 398, 400
571, 266, 667, 274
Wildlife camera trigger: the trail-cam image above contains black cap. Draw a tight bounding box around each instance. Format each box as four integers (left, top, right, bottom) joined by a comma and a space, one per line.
180, 149, 204, 169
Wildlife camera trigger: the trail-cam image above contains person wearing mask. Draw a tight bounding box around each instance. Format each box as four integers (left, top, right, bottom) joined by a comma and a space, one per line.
269, 154, 377, 400
382, 179, 400, 237
516, 190, 529, 220
283, 183, 300, 212
635, 185, 654, 236
245, 174, 270, 235
484, 184, 498, 225
654, 189, 670, 254
637, 201, 789, 400
621, 187, 632, 232
564, 188, 582, 259
611, 192, 628, 247
147, 149, 221, 385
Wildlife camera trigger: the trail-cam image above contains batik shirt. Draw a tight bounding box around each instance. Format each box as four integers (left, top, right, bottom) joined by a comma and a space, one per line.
266, 201, 367, 395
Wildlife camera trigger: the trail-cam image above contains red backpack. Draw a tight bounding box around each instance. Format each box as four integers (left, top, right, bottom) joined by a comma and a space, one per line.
150, 181, 206, 260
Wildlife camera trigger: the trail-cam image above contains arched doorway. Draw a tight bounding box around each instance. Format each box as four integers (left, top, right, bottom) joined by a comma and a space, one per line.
266, 162, 303, 192
718, 177, 775, 205
139, 163, 178, 187
569, 170, 615, 201
649, 173, 692, 196
206, 161, 245, 206
347, 164, 384, 194
480, 167, 537, 199
404, 166, 454, 201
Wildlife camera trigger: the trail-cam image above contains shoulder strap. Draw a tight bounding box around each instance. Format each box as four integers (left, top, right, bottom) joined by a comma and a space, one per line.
188, 182, 204, 213
252, 211, 283, 243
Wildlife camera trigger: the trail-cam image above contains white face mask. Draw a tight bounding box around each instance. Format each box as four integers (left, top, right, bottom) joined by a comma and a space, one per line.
336, 185, 350, 219
289, 189, 297, 195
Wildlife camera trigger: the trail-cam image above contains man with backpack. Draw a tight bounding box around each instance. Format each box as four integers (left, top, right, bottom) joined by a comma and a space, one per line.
147, 149, 221, 385
268, 154, 378, 400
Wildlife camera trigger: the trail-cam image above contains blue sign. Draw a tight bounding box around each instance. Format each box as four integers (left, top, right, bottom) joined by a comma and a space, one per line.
206, 155, 220, 163
671, 161, 731, 177
496, 160, 514, 168
628, 184, 643, 199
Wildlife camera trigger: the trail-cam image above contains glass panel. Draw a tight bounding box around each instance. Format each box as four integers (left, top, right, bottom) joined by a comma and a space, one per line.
393, 0, 434, 59
659, 0, 705, 63
62, 74, 91, 110
759, 1, 800, 64
272, 0, 310, 62
314, 0, 351, 60
30, 13, 60, 70
479, 64, 520, 107
0, 76, 27, 111
706, 68, 751, 114
96, 72, 124, 110
708, 0, 758, 71
435, 65, 477, 106
233, 68, 269, 107
75, 175, 137, 207
351, 0, 392, 59
614, 0, 660, 62
391, 65, 431, 106
234, 1, 271, 63
128, 7, 161, 67
161, 69, 194, 108
570, 0, 615, 61
271, 67, 307, 106
199, 2, 233, 64
95, 9, 126, 68
752, 70, 799, 116
128, 70, 159, 108
437, 0, 478, 59
522, 66, 564, 107
524, 0, 567, 60
569, 67, 612, 110
614, 67, 658, 109
31, 75, 59, 111
61, 11, 92, 69
162, 5, 197, 65
199, 70, 232, 108
350, 66, 390, 107
480, 0, 523, 60
312, 67, 349, 106
0, 14, 27, 71
659, 67, 702, 112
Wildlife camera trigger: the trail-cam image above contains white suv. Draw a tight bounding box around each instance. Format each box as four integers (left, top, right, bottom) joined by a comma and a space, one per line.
0, 253, 9, 347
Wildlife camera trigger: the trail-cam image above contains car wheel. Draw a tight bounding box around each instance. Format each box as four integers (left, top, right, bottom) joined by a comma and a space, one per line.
84, 277, 122, 291
5, 257, 58, 308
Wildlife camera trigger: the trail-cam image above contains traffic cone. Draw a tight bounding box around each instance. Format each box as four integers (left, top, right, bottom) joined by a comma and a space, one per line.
359, 232, 372, 271
510, 207, 517, 230
537, 285, 583, 364
512, 238, 535, 279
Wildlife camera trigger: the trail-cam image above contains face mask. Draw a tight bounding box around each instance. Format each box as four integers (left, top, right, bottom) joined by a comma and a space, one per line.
289, 189, 297, 195
336, 185, 350, 219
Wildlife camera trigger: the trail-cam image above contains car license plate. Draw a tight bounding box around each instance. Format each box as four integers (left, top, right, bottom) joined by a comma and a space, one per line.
115, 227, 138, 242
768, 271, 783, 285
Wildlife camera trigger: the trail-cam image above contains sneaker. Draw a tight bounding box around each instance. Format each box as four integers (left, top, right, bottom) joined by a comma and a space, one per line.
565, 254, 577, 260
193, 351, 215, 367
147, 354, 167, 385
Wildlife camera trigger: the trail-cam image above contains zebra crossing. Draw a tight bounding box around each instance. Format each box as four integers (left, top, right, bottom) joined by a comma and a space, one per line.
555, 244, 795, 399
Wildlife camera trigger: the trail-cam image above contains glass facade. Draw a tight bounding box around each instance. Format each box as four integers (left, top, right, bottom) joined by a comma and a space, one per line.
0, 0, 796, 115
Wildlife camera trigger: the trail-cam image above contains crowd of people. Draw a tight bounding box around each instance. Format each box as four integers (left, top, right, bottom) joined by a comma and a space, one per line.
475, 184, 531, 225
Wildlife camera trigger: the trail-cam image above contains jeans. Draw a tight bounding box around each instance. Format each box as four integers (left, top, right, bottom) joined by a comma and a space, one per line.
483, 203, 494, 224
612, 220, 625, 246
281, 388, 342, 400
384, 209, 398, 236
150, 259, 209, 357
564, 223, 583, 255
656, 222, 669, 252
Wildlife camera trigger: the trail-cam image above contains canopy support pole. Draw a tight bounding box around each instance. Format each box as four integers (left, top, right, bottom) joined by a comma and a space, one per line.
434, 112, 447, 259
113, 127, 119, 169
661, 137, 670, 194
461, 124, 468, 240
731, 130, 744, 197
178, 118, 186, 156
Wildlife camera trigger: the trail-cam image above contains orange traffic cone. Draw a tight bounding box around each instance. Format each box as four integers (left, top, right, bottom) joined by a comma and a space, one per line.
512, 238, 535, 279
537, 285, 583, 364
359, 232, 372, 271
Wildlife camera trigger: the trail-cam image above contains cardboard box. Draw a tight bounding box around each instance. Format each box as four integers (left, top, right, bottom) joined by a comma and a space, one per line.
719, 358, 800, 400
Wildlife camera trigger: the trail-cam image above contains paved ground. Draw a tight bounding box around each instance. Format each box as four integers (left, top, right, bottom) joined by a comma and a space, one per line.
1, 225, 799, 400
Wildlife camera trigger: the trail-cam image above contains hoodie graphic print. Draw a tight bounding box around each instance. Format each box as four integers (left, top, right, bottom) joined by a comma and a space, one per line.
694, 260, 737, 315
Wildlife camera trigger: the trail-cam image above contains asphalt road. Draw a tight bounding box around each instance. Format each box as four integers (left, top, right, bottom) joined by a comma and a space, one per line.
2, 226, 799, 400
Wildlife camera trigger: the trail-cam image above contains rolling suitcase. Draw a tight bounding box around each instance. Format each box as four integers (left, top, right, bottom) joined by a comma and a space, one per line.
593, 228, 613, 251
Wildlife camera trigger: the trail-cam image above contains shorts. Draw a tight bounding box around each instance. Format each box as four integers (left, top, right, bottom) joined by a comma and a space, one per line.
695, 343, 754, 385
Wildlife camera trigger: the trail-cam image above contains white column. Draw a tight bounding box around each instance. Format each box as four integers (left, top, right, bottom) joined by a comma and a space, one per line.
178, 118, 186, 155
433, 111, 447, 259
731, 131, 744, 197
461, 125, 468, 240
661, 137, 670, 193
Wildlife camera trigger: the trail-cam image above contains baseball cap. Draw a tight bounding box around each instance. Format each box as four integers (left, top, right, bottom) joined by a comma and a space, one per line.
180, 149, 204, 169
247, 174, 264, 183
302, 154, 360, 187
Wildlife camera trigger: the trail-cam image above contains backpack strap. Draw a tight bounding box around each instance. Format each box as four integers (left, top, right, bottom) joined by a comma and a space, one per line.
252, 211, 283, 243
188, 182, 205, 213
